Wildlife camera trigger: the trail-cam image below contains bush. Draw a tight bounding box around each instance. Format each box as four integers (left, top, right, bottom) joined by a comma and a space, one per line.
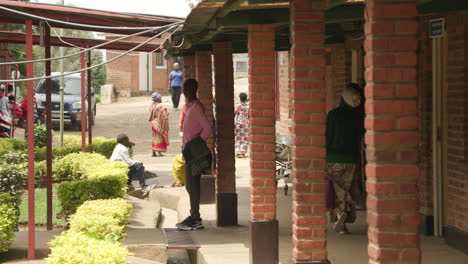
1, 151, 27, 164
0, 193, 18, 253
69, 214, 123, 241
34, 122, 47, 148
69, 199, 131, 241
57, 176, 126, 218
74, 199, 132, 226
87, 137, 117, 158
53, 153, 110, 181
55, 153, 128, 217
46, 231, 129, 264
8, 138, 27, 151
0, 138, 14, 154
0, 162, 27, 212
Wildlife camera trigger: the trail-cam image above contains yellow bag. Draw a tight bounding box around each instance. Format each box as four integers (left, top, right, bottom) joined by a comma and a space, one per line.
172, 154, 186, 185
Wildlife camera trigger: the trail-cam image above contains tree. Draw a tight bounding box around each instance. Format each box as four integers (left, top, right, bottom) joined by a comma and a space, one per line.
7, 26, 107, 96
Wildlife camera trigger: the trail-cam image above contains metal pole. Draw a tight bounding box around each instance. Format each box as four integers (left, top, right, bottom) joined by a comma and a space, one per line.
80, 51, 86, 152
59, 0, 65, 147
25, 19, 36, 261
87, 50, 92, 144
44, 24, 53, 231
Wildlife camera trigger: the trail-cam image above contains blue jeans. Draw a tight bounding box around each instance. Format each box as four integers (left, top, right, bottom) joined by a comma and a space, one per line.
128, 162, 145, 188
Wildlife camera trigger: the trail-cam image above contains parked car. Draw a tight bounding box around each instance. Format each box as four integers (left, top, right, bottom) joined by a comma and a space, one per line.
35, 73, 96, 130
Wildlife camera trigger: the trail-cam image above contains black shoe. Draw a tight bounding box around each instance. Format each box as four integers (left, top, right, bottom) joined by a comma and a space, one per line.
177, 219, 204, 231
176, 216, 193, 229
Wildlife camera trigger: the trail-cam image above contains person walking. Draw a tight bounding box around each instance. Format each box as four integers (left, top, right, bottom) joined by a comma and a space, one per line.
326, 83, 365, 234
149, 92, 169, 157
234, 92, 250, 158
176, 78, 212, 231
169, 62, 184, 109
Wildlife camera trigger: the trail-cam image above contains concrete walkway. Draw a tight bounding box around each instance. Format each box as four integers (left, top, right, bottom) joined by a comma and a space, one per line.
147, 155, 468, 264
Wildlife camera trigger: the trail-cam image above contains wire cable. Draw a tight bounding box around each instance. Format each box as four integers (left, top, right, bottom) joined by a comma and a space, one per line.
0, 5, 183, 31
0, 25, 178, 83
0, 22, 182, 65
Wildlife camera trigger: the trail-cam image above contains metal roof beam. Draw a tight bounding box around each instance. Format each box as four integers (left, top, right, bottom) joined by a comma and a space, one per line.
0, 31, 161, 52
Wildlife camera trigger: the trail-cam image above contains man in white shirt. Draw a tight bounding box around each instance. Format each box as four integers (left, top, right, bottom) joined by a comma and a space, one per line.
110, 134, 146, 188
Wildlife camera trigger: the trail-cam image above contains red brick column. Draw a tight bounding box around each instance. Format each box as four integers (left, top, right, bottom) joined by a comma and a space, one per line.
195, 51, 216, 204
183, 55, 195, 79
248, 24, 278, 264
290, 0, 329, 263
212, 42, 238, 226
364, 0, 421, 263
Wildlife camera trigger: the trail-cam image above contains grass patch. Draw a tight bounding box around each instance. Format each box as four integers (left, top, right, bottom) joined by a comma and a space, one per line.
19, 187, 66, 228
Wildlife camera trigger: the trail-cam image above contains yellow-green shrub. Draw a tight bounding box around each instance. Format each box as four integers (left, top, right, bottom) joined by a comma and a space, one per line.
74, 199, 132, 226
69, 214, 124, 240
46, 231, 129, 264
0, 193, 18, 253
56, 153, 128, 217
69, 199, 132, 241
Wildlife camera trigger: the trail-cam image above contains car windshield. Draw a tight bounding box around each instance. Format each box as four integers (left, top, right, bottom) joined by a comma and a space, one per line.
36, 77, 81, 95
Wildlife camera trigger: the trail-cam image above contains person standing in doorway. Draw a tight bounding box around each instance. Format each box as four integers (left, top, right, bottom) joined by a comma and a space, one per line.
169, 62, 184, 109
176, 78, 212, 231
234, 92, 250, 158
326, 83, 365, 234
149, 92, 169, 157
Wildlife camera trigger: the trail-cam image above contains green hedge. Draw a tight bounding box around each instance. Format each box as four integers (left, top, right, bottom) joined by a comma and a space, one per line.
0, 193, 18, 253
0, 138, 27, 154
46, 199, 131, 264
46, 231, 129, 264
69, 199, 132, 241
56, 153, 128, 217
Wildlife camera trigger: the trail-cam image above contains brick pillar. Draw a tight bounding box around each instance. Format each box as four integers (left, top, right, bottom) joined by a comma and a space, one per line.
195, 51, 216, 204
364, 1, 421, 263
183, 55, 195, 79
290, 0, 329, 263
213, 42, 238, 226
247, 24, 278, 264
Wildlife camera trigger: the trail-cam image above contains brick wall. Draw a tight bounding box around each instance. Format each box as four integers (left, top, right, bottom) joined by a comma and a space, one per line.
364, 1, 421, 263
290, 0, 328, 262
418, 12, 468, 232
105, 34, 172, 96
248, 24, 277, 221
277, 51, 291, 135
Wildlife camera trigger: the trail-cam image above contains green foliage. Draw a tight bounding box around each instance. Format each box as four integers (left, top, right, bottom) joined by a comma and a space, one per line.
87, 137, 117, 158
69, 199, 131, 241
0, 138, 14, 154
35, 147, 47, 162
94, 94, 101, 104
74, 199, 132, 226
8, 138, 27, 151
55, 152, 128, 217
0, 161, 27, 213
0, 193, 18, 253
57, 176, 127, 218
34, 122, 48, 148
46, 231, 129, 264
1, 151, 27, 164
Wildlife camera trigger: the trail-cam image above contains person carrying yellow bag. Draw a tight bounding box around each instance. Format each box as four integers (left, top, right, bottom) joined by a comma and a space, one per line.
171, 153, 185, 187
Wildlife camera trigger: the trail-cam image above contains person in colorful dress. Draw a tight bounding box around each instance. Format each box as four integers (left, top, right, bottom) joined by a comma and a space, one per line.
149, 92, 169, 157
234, 92, 250, 158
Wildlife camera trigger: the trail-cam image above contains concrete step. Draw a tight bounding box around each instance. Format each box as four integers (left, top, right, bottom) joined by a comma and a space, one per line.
0, 231, 61, 263
126, 195, 162, 228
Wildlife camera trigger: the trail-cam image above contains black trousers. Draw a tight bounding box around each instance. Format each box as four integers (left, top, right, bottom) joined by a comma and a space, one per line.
128, 162, 146, 188
185, 164, 201, 221
170, 86, 182, 108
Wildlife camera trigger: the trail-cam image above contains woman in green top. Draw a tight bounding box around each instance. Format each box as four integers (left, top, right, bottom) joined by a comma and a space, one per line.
326, 83, 365, 234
